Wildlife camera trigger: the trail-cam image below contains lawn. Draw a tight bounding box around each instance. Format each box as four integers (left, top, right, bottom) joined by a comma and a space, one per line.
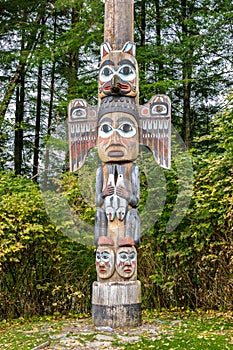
0, 310, 232, 349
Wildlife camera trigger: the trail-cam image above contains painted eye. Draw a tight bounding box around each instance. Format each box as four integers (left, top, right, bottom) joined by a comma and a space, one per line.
103, 67, 112, 76
101, 124, 112, 133
119, 123, 133, 133
129, 252, 136, 261
99, 65, 114, 82
151, 103, 168, 115
119, 253, 128, 262
101, 252, 110, 262
118, 64, 136, 81
96, 253, 101, 262
99, 123, 113, 138
71, 107, 87, 119
119, 66, 132, 75
118, 123, 136, 137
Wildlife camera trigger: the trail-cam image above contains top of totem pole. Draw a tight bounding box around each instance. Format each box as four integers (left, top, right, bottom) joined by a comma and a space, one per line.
68, 0, 171, 172
104, 0, 134, 50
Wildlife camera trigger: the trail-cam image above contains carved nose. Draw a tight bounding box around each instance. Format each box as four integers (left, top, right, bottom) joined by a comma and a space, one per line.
111, 74, 121, 94
112, 130, 120, 142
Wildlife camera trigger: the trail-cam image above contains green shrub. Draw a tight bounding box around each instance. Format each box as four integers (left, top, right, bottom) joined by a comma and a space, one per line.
0, 171, 95, 320
138, 96, 233, 311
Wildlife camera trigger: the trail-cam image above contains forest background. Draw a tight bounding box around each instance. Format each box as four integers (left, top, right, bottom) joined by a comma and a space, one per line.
0, 0, 232, 320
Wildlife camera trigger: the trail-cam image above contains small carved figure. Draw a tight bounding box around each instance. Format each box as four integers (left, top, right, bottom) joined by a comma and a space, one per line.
116, 244, 137, 279
96, 244, 115, 280
95, 162, 140, 247
99, 42, 138, 101
103, 165, 128, 221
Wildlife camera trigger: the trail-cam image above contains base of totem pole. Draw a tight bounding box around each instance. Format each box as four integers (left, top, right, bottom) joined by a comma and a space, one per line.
92, 281, 141, 328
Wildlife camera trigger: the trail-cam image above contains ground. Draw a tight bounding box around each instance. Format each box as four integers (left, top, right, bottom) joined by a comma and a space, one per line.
0, 310, 232, 349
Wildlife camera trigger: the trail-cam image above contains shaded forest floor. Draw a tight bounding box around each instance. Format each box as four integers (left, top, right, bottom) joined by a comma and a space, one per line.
0, 310, 232, 349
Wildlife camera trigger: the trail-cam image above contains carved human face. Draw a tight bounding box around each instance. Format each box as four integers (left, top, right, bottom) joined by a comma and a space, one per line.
96, 246, 115, 279
98, 51, 138, 100
98, 112, 139, 162
116, 246, 137, 279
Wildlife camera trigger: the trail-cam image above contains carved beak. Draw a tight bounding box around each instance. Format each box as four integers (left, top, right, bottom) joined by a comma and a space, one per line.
111, 74, 121, 94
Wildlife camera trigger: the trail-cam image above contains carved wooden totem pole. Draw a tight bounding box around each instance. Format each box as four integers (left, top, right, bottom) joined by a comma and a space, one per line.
68, 0, 171, 328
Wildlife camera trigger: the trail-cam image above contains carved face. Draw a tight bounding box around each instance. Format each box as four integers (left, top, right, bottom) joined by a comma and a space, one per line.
96, 246, 115, 279
98, 51, 138, 100
98, 112, 139, 162
116, 246, 137, 279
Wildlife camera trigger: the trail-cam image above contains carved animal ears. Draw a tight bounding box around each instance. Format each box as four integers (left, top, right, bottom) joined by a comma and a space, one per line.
100, 41, 136, 58
101, 42, 112, 58
122, 42, 136, 56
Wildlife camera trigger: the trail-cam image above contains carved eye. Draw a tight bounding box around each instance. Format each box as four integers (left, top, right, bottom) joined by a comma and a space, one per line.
103, 67, 112, 76
151, 103, 168, 115
71, 107, 87, 119
118, 64, 136, 81
119, 123, 133, 133
101, 252, 110, 262
99, 65, 114, 82
119, 253, 128, 262
118, 123, 136, 137
129, 252, 136, 261
99, 123, 113, 138
119, 65, 131, 75
120, 66, 130, 75
102, 124, 112, 132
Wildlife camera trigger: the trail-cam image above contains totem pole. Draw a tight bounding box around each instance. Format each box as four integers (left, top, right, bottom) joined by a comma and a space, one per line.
68, 0, 171, 328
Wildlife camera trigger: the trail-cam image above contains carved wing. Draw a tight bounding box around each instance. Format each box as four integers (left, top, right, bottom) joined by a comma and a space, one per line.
68, 99, 98, 172
139, 95, 171, 169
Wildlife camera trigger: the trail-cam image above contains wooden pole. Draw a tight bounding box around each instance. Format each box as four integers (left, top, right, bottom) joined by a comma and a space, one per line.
104, 0, 134, 49
68, 0, 171, 329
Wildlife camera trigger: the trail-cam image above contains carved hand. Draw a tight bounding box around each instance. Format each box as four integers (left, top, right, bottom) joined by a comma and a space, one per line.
116, 186, 130, 200
103, 185, 115, 197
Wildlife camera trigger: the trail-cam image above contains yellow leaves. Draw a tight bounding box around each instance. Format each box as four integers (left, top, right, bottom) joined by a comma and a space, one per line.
0, 238, 24, 255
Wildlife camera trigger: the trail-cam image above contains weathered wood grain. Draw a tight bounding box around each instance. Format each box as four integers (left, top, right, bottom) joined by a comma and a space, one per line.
104, 0, 134, 49
92, 281, 141, 327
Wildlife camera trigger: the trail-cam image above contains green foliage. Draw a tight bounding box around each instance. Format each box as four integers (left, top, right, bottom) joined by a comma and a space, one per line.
138, 94, 233, 311
0, 171, 96, 320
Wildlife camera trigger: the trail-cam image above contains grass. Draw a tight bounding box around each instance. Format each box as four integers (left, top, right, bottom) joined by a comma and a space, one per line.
122, 309, 233, 349
0, 310, 232, 349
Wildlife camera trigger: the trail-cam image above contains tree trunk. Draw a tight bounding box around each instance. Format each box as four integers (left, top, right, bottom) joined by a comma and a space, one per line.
32, 62, 43, 181
14, 70, 25, 175
181, 0, 192, 149
68, 7, 81, 96
43, 12, 59, 187
155, 0, 165, 92
14, 26, 26, 175
0, 11, 45, 131
182, 67, 192, 149
0, 64, 24, 130
42, 61, 55, 188
32, 14, 46, 181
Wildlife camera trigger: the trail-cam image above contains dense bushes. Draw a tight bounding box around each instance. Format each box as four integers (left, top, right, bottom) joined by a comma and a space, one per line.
138, 98, 233, 311
0, 172, 95, 320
